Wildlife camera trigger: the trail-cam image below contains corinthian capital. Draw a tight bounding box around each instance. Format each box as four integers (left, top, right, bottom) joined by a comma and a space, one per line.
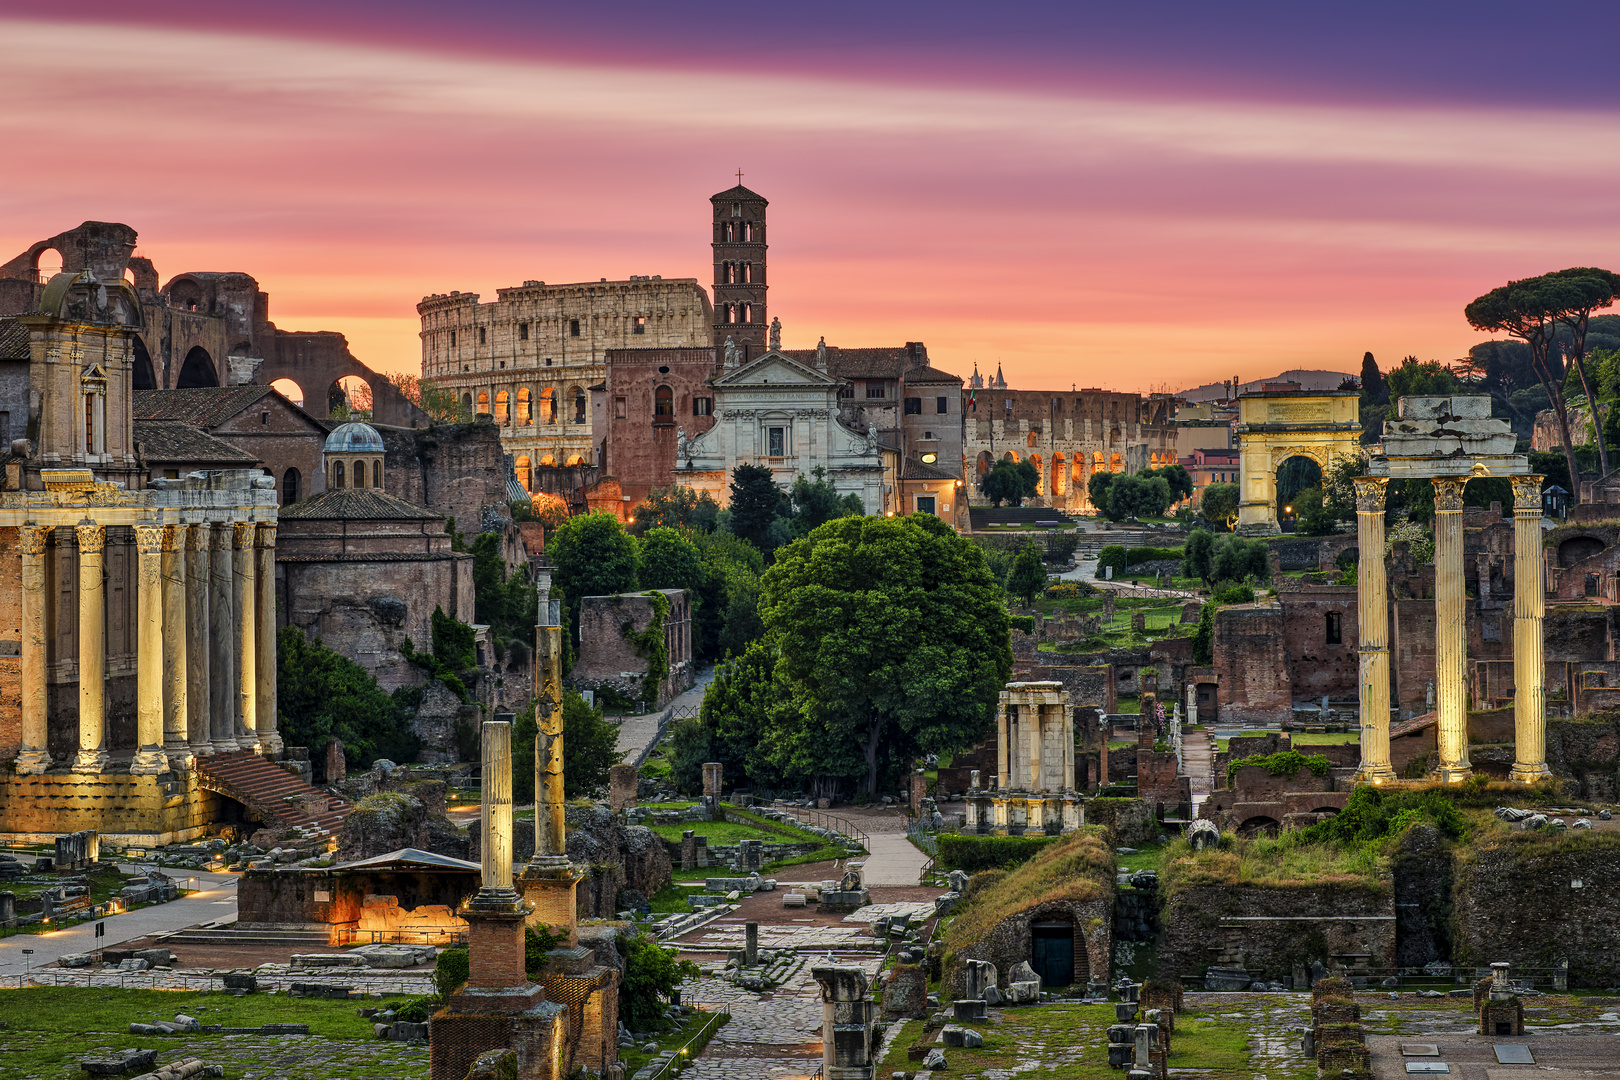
18, 525, 48, 557
132, 524, 164, 555
1432, 477, 1467, 512
1510, 474, 1544, 512
1352, 477, 1388, 513
76, 524, 107, 554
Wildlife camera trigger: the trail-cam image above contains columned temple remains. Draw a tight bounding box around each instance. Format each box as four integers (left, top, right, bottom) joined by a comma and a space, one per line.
1354, 395, 1549, 784
0, 267, 278, 842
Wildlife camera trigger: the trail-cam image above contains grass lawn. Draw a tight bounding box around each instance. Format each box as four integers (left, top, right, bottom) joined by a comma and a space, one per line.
0, 986, 426, 1080
1286, 732, 1359, 745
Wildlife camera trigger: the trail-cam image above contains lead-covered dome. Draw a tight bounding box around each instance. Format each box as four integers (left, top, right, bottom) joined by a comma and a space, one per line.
324, 421, 384, 453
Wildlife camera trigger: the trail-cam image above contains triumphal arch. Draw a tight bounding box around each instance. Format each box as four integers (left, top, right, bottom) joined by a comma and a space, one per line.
1354, 395, 1548, 785
1235, 389, 1362, 534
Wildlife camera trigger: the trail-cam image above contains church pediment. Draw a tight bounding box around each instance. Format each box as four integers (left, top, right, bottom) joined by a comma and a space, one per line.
712, 349, 840, 389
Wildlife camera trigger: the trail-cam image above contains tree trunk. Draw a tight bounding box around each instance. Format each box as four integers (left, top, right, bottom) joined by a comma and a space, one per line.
1569, 352, 1610, 478
863, 720, 882, 796
1534, 362, 1582, 505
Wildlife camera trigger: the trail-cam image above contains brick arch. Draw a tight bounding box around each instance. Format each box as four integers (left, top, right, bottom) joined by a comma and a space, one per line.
257, 340, 426, 427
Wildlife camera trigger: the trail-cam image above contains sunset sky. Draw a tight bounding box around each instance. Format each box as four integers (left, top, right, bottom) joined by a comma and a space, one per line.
1, 2, 1616, 392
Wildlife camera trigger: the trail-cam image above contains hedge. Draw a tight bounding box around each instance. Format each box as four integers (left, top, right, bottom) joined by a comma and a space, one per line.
1125, 546, 1184, 566
936, 833, 1059, 873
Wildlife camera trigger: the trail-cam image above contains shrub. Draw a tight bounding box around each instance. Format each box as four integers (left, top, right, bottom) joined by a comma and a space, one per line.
435, 947, 470, 997
1124, 546, 1184, 566
1096, 545, 1128, 578
618, 934, 701, 1031
1046, 581, 1082, 599
936, 833, 1059, 873
1226, 749, 1331, 784
1211, 581, 1255, 605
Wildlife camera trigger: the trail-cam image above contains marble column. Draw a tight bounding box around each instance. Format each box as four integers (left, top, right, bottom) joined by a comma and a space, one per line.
15, 525, 50, 774
1028, 702, 1042, 792
185, 524, 213, 758
161, 523, 191, 770
1354, 477, 1395, 782
130, 524, 168, 775
71, 525, 111, 772
233, 521, 257, 751
1510, 475, 1552, 783
533, 601, 567, 864
481, 717, 515, 894
1063, 703, 1076, 791
997, 702, 1010, 791
1432, 477, 1472, 782
255, 524, 282, 754
209, 524, 237, 753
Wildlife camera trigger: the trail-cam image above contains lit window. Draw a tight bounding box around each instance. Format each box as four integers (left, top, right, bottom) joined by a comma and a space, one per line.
767, 427, 786, 456
921, 453, 937, 464
654, 385, 674, 420
634, 317, 646, 335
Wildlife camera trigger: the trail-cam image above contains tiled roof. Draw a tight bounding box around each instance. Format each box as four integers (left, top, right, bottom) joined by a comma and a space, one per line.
133, 386, 276, 426
901, 364, 963, 385
0, 319, 28, 361
784, 347, 914, 379
901, 457, 961, 482
278, 488, 444, 521
134, 421, 260, 465
711, 183, 767, 202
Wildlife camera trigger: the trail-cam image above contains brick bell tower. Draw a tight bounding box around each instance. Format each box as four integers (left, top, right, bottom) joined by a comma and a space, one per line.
711, 177, 768, 356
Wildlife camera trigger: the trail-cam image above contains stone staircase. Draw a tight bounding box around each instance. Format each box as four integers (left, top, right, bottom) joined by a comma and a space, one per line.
160, 924, 332, 948
197, 750, 353, 840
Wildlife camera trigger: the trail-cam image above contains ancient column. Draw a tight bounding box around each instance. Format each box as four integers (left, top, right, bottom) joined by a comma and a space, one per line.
1028, 700, 1042, 792
15, 526, 50, 774
1063, 702, 1076, 791
255, 524, 282, 754
812, 966, 876, 1080
1353, 478, 1395, 782
233, 521, 257, 751
161, 524, 191, 770
1432, 477, 1472, 782
209, 524, 237, 753
185, 524, 213, 758
129, 525, 167, 774
71, 526, 111, 772
482, 717, 515, 894
1510, 476, 1552, 783
519, 600, 583, 941
996, 698, 1010, 791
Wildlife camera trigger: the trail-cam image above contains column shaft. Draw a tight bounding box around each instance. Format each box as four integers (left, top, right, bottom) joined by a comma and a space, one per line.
1063, 704, 1076, 790
16, 526, 50, 773
1433, 478, 1471, 782
186, 525, 213, 756
536, 616, 566, 859
482, 718, 514, 892
1028, 702, 1042, 792
161, 524, 190, 769
1510, 476, 1552, 783
72, 526, 110, 772
997, 702, 1009, 791
210, 525, 236, 752
233, 521, 257, 751
130, 525, 167, 774
1354, 478, 1394, 781
255, 524, 282, 754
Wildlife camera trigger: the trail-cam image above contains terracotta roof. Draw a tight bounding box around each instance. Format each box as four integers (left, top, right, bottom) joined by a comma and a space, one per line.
278, 488, 444, 521
901, 364, 963, 385
135, 421, 260, 465
711, 183, 767, 203
0, 319, 28, 361
901, 458, 961, 482
783, 346, 915, 379
133, 386, 276, 426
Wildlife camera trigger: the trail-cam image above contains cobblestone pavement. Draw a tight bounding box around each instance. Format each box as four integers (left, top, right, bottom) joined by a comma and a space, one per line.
681, 903, 933, 952
683, 952, 884, 1080
12, 969, 435, 995
615, 666, 714, 764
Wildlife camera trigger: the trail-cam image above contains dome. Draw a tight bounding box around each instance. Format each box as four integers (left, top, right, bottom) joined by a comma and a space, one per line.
324, 421, 384, 453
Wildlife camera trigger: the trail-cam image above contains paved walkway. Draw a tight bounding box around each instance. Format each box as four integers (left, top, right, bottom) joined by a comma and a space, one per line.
614, 666, 715, 765
1182, 726, 1215, 816
0, 869, 239, 976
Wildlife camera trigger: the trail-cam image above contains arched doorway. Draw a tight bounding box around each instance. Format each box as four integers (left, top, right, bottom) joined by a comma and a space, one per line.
1274, 455, 1322, 532
177, 346, 219, 388
1030, 919, 1076, 987
976, 451, 991, 475
132, 337, 157, 391
1238, 815, 1280, 838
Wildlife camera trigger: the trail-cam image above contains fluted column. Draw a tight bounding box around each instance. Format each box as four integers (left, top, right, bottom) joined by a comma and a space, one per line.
209, 524, 237, 753
1063, 703, 1076, 791
255, 524, 282, 754
1354, 478, 1395, 782
1510, 476, 1552, 783
186, 524, 213, 757
1432, 477, 1472, 782
130, 525, 168, 774
15, 526, 50, 774
161, 524, 191, 770
233, 521, 257, 751
71, 526, 111, 772
997, 700, 1009, 791
481, 717, 515, 894
534, 602, 567, 863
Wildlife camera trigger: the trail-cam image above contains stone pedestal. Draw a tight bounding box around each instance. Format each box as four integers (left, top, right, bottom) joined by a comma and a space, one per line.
744, 921, 758, 966
608, 764, 637, 811
1510, 476, 1552, 783
813, 966, 876, 1080
1353, 478, 1395, 782
518, 863, 582, 949
1432, 478, 1472, 782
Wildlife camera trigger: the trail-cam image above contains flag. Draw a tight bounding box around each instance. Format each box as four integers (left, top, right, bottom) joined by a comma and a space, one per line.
967, 390, 976, 413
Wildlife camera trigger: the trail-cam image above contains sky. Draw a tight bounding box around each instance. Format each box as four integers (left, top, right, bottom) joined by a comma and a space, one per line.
1, 1, 1617, 392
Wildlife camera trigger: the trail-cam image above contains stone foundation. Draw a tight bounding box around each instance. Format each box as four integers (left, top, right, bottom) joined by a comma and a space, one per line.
0, 771, 221, 845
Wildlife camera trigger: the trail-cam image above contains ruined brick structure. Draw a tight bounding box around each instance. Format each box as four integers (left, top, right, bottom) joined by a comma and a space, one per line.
133, 386, 330, 505
0, 222, 424, 427
570, 589, 693, 708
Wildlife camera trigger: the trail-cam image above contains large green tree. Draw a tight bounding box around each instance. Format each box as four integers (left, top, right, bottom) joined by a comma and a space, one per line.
729, 464, 785, 551
511, 692, 625, 803
788, 467, 864, 534
758, 514, 1012, 797
1182, 527, 1214, 583
549, 512, 640, 648
639, 526, 704, 592
1199, 482, 1239, 529
277, 627, 419, 780
1006, 542, 1047, 607
1104, 473, 1172, 521
980, 458, 1038, 507
629, 485, 721, 536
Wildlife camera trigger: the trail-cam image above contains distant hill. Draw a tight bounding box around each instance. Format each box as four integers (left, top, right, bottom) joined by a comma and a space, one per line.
1179, 369, 1354, 402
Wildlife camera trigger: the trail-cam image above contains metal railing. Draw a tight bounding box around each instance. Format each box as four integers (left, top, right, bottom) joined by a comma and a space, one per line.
636, 1002, 732, 1080
781, 808, 869, 851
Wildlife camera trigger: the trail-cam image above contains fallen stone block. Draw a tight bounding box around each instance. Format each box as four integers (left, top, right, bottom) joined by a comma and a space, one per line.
952, 999, 986, 1020
782, 893, 807, 908
117, 958, 150, 972
922, 1048, 946, 1071
58, 952, 94, 968
1004, 980, 1040, 1005
81, 1048, 160, 1076
221, 973, 257, 992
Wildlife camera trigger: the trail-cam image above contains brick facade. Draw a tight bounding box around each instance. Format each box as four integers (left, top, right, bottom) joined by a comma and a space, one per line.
570, 589, 693, 707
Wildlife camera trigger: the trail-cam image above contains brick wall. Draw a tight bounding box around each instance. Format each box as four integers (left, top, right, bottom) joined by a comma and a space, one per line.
1213, 604, 1290, 723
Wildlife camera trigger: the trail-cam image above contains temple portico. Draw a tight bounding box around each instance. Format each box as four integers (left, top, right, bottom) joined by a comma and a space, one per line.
966, 681, 1084, 834
1358, 395, 1546, 784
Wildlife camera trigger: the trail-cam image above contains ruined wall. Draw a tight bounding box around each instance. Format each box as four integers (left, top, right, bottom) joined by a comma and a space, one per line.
1278, 586, 1359, 701
1159, 880, 1395, 980
945, 896, 1113, 997
1213, 604, 1291, 722
1454, 832, 1620, 986
571, 590, 693, 707
600, 347, 720, 514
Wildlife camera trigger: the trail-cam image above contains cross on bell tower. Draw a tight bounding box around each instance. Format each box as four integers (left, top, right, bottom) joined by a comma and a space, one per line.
711, 178, 768, 356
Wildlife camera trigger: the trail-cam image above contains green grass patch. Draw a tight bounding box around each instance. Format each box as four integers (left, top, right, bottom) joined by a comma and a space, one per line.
1160, 835, 1386, 894
1285, 732, 1359, 745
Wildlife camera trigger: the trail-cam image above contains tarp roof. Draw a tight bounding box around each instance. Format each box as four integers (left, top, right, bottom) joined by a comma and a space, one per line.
334, 847, 480, 873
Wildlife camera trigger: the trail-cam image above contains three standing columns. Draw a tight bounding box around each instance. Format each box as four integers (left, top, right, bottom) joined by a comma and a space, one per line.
1509, 476, 1552, 783
1431, 478, 1472, 782
1354, 478, 1394, 782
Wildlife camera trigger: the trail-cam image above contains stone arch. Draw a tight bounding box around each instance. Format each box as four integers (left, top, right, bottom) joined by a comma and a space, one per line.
1004, 450, 1020, 463
372, 459, 382, 488
271, 378, 305, 407
132, 336, 157, 391
976, 451, 992, 475
462, 392, 473, 413
539, 387, 557, 424
540, 454, 557, 467
177, 346, 219, 388
476, 390, 490, 415
1275, 455, 1323, 528
1030, 453, 1044, 497
1051, 452, 1067, 498
283, 466, 302, 503
31, 245, 64, 281
1559, 535, 1605, 568
495, 389, 510, 425
1237, 815, 1280, 838
330, 374, 371, 417
332, 460, 346, 489
515, 455, 532, 492
515, 387, 531, 425
565, 453, 584, 466
571, 385, 587, 424
1234, 391, 1362, 533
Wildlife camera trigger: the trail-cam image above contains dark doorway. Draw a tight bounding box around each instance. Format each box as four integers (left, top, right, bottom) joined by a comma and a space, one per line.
1030, 920, 1074, 987
177, 346, 219, 388
1275, 455, 1322, 530
133, 336, 157, 390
